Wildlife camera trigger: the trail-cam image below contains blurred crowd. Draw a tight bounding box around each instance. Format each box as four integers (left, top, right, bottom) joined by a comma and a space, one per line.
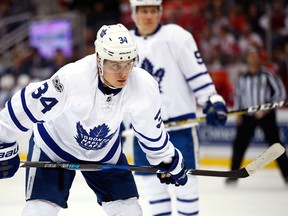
0, 0, 288, 108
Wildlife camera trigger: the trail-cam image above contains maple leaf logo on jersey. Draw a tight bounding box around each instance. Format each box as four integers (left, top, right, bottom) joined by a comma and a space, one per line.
141, 58, 165, 93
74, 122, 116, 150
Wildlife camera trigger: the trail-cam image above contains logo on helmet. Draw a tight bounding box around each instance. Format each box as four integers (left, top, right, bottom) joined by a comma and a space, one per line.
100, 29, 107, 38
119, 51, 132, 55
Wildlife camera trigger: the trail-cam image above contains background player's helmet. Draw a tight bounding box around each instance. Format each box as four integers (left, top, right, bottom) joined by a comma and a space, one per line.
129, 0, 162, 7
95, 23, 138, 64
129, 0, 162, 20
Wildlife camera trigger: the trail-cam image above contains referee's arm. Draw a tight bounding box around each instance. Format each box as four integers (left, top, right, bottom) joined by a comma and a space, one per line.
267, 72, 286, 102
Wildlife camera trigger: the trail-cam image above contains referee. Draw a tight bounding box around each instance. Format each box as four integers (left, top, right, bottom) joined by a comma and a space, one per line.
226, 45, 288, 185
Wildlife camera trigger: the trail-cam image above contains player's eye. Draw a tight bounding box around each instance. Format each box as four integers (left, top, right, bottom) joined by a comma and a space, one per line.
112, 64, 121, 70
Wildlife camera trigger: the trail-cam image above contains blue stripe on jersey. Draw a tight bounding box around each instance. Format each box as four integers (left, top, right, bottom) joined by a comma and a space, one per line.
186, 71, 209, 82
37, 123, 78, 161
21, 88, 43, 123
7, 99, 29, 132
133, 127, 163, 142
139, 132, 169, 151
193, 82, 214, 93
164, 113, 196, 123
98, 135, 121, 163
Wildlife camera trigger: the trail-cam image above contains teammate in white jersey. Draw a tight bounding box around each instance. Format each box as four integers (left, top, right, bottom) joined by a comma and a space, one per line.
0, 24, 189, 216
129, 1, 228, 215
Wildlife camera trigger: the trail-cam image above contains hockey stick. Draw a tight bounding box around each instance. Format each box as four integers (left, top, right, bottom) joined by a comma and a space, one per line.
122, 100, 287, 137
20, 143, 285, 178
167, 100, 286, 126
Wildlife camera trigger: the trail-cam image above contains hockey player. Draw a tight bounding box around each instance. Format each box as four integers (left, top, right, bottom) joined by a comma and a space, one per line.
0, 24, 188, 216
129, 0, 228, 215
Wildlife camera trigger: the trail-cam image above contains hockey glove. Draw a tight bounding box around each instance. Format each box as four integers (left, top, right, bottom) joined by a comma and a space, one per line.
156, 149, 188, 186
203, 94, 227, 126
0, 142, 20, 179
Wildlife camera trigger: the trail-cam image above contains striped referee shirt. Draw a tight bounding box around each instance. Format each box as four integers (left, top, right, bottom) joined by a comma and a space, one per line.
234, 66, 286, 110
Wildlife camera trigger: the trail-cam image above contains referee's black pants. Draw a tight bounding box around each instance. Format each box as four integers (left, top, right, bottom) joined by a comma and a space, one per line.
230, 111, 288, 179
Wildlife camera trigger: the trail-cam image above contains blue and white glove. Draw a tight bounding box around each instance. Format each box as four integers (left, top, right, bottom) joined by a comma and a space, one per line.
0, 142, 20, 179
203, 94, 228, 126
156, 149, 188, 186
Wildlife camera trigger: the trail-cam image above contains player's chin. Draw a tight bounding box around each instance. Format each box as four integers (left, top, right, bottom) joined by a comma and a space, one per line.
115, 80, 127, 88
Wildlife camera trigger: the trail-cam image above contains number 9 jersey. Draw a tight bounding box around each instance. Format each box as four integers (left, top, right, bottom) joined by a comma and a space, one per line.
130, 24, 217, 129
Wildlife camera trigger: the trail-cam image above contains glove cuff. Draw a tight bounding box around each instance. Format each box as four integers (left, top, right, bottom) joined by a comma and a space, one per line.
169, 149, 185, 175
0, 142, 19, 161
209, 94, 226, 104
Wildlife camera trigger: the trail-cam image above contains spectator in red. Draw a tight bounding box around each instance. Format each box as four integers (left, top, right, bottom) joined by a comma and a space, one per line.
227, 4, 246, 36
215, 24, 239, 65
237, 22, 263, 58
277, 40, 288, 99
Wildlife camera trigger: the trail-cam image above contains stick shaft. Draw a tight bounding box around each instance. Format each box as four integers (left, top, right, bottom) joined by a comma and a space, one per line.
122, 100, 286, 136
165, 100, 286, 126
21, 143, 285, 178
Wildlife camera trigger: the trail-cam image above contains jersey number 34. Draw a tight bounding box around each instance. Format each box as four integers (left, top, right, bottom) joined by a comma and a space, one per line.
32, 82, 59, 114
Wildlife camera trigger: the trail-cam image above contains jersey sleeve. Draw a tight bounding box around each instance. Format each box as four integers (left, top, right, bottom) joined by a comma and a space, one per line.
0, 67, 70, 142
171, 25, 217, 105
128, 72, 176, 165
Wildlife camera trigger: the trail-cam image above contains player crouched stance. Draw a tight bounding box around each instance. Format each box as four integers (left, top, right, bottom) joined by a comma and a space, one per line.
0, 24, 188, 216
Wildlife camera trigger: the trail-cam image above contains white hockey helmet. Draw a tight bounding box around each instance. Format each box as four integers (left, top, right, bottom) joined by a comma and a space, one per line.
129, 0, 162, 8
94, 23, 137, 63
129, 0, 162, 21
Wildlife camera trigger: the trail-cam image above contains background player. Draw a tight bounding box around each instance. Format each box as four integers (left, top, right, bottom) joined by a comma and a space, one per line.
129, 0, 228, 215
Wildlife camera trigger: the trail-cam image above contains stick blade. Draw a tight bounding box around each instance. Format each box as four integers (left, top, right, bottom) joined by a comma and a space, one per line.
245, 143, 285, 175
188, 168, 249, 178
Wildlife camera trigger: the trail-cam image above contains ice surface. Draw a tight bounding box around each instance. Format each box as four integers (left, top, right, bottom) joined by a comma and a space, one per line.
1, 164, 287, 216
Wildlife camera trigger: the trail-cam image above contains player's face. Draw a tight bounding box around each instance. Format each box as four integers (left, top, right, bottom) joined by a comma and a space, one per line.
246, 51, 260, 73
102, 60, 134, 88
134, 6, 161, 36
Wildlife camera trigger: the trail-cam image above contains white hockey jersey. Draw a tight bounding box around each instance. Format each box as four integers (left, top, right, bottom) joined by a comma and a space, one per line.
130, 24, 217, 128
0, 54, 176, 165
